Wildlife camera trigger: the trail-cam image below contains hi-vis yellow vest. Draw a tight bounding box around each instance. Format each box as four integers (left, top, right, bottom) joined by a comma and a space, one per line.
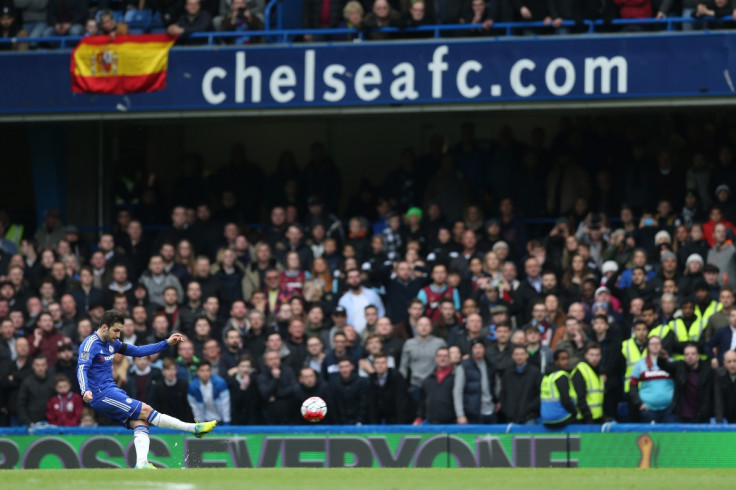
622, 338, 646, 393
572, 362, 603, 420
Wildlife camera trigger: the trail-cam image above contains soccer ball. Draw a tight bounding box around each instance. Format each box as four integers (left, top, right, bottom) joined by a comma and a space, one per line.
301, 396, 327, 422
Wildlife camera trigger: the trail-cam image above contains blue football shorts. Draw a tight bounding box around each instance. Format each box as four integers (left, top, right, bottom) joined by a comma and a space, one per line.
89, 387, 143, 428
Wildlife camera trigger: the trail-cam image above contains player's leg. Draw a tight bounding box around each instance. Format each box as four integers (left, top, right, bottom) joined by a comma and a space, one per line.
130, 419, 155, 469
138, 403, 217, 438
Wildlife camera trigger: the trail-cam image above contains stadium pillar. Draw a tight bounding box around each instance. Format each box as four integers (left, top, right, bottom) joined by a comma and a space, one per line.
28, 126, 68, 226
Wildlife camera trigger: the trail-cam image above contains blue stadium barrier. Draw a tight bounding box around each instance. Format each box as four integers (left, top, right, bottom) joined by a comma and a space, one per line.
1, 16, 734, 48
1, 423, 735, 436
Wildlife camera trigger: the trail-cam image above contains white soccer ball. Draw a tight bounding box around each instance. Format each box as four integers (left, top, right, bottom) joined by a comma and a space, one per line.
301, 396, 327, 422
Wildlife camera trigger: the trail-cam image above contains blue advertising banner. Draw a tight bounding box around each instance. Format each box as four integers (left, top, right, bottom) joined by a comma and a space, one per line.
1, 33, 734, 115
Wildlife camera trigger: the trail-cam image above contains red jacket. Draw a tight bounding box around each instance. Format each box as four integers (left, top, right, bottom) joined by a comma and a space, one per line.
703, 219, 736, 247
613, 0, 652, 18
46, 392, 84, 426
30, 329, 66, 365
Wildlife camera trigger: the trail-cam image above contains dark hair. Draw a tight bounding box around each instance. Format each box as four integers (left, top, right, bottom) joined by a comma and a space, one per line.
584, 342, 601, 354
495, 322, 511, 331
593, 314, 608, 324
100, 309, 125, 329
337, 355, 353, 364
641, 302, 657, 314
633, 319, 648, 329
197, 360, 212, 369
55, 374, 70, 385
162, 358, 177, 370
373, 352, 388, 361
553, 349, 568, 361
333, 331, 347, 341
512, 345, 527, 354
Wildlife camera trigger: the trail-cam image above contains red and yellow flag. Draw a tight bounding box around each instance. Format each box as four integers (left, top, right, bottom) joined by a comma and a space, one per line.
71, 34, 176, 95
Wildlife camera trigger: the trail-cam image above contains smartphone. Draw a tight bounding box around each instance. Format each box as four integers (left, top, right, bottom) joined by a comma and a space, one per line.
644, 218, 654, 226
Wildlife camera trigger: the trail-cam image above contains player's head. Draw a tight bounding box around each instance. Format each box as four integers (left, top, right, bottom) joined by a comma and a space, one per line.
98, 309, 125, 343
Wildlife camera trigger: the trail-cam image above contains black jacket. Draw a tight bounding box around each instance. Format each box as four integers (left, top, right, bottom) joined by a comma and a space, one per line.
368, 368, 411, 424
256, 365, 300, 424
500, 363, 542, 424
229, 375, 263, 425
661, 359, 714, 422
0, 358, 32, 423
417, 369, 455, 424
17, 373, 55, 425
330, 372, 369, 424
152, 377, 194, 422
714, 368, 736, 423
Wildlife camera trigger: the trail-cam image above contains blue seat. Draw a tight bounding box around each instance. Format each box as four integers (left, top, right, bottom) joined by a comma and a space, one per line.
124, 9, 152, 29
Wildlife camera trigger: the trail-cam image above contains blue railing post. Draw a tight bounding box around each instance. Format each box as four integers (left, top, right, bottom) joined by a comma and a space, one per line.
264, 0, 279, 31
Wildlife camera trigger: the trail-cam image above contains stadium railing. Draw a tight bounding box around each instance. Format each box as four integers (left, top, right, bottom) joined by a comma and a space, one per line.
0, 16, 734, 49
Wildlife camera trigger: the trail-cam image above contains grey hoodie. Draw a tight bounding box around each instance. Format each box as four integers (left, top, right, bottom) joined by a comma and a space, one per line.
14, 0, 49, 24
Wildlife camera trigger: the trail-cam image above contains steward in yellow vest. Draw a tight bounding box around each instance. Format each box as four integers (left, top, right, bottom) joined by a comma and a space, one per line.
622, 321, 648, 392
571, 343, 604, 424
540, 350, 577, 428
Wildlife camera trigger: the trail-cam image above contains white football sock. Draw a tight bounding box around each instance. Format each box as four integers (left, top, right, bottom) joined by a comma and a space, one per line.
148, 409, 195, 433
133, 426, 150, 466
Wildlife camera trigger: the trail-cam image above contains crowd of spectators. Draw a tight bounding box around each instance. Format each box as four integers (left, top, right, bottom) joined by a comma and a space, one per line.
5, 114, 736, 427
1, 0, 735, 51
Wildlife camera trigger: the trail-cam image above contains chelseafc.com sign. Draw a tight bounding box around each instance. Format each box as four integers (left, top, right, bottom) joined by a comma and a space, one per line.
2, 432, 735, 468
200, 46, 628, 106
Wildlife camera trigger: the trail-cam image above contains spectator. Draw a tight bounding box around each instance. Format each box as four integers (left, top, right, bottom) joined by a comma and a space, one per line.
0, 337, 31, 426
179, 281, 204, 337
706, 309, 736, 368
34, 209, 64, 248
29, 312, 66, 365
453, 339, 497, 424
571, 342, 604, 424
337, 269, 385, 336
629, 336, 676, 423
152, 358, 194, 423
525, 324, 553, 373
452, 312, 486, 357
358, 333, 396, 377
623, 320, 649, 395
17, 355, 55, 426
257, 349, 299, 424
703, 287, 734, 342
9, 0, 41, 41
168, 0, 214, 39
0, 317, 15, 362
714, 349, 736, 423
126, 356, 162, 405
53, 344, 79, 394
98, 9, 128, 37
218, 0, 264, 42
414, 347, 455, 424
499, 345, 541, 424
363, 0, 402, 40
330, 356, 368, 424
707, 223, 736, 288
417, 263, 460, 323
45, 374, 83, 426
229, 355, 261, 425
376, 316, 404, 366
322, 331, 358, 382
486, 322, 513, 375
540, 349, 576, 428
399, 316, 446, 401
367, 353, 410, 424
661, 342, 713, 423
72, 267, 104, 314
139, 255, 183, 310
42, 0, 86, 37
187, 360, 231, 424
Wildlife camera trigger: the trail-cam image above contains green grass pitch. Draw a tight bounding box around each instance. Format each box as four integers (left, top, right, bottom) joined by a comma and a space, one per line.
4, 468, 733, 489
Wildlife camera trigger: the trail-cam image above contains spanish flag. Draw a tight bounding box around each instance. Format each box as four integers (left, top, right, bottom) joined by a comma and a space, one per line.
71, 34, 176, 95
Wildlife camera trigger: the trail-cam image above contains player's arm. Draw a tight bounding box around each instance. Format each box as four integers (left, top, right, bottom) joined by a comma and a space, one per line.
116, 333, 183, 357
78, 339, 94, 402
